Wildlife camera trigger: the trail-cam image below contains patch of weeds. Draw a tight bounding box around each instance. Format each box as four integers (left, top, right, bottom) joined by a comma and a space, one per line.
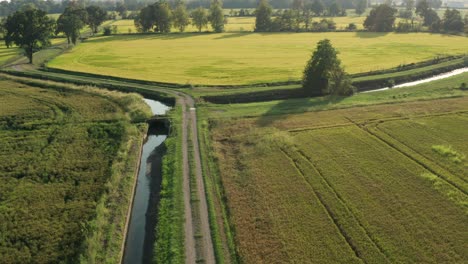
432, 145, 466, 164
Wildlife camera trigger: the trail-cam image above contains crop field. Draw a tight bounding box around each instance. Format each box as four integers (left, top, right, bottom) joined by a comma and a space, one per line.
0, 78, 151, 263
207, 95, 468, 263
48, 32, 468, 85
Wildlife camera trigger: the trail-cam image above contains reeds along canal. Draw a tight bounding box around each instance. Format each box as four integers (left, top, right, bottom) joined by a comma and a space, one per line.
123, 98, 170, 264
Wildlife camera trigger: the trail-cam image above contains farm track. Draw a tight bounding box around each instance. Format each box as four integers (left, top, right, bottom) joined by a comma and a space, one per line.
1, 67, 216, 264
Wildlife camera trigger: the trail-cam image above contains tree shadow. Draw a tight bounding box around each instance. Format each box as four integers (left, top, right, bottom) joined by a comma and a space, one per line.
214, 32, 250, 40
355, 32, 390, 38
83, 32, 205, 44
255, 93, 346, 127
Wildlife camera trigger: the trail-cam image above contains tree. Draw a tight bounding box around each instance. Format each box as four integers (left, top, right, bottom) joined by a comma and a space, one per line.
116, 2, 127, 19
442, 8, 464, 32
303, 39, 340, 95
422, 8, 439, 26
134, 4, 154, 32
355, 0, 367, 15
153, 2, 172, 33
328, 0, 341, 16
302, 4, 313, 30
416, 0, 429, 17
311, 0, 325, 16
86, 5, 107, 33
404, 0, 415, 10
271, 9, 298, 31
255, 0, 273, 32
4, 8, 54, 63
173, 1, 189, 32
363, 4, 396, 32
191, 7, 208, 32
56, 3, 87, 45
134, 2, 172, 33
209, 0, 224, 32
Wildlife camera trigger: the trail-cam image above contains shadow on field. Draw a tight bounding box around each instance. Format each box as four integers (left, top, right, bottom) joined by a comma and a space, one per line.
83, 33, 204, 44
214, 32, 249, 40
255, 95, 345, 127
355, 32, 390, 38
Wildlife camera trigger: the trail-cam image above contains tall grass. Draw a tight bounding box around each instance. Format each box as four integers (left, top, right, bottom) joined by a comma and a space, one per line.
154, 106, 185, 263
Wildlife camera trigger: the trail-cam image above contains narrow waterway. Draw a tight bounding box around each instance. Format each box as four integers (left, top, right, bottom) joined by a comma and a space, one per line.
362, 67, 468, 93
123, 99, 170, 264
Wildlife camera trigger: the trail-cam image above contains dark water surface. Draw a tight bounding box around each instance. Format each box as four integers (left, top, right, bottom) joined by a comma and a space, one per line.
123, 99, 170, 264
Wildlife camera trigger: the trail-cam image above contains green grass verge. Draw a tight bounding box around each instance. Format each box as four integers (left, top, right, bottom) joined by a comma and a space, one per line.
201, 72, 468, 119
154, 106, 185, 263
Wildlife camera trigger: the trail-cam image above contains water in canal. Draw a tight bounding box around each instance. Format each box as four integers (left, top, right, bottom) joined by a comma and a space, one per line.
123, 99, 170, 264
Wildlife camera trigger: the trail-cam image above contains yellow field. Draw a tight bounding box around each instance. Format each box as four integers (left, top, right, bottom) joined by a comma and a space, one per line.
48, 32, 468, 85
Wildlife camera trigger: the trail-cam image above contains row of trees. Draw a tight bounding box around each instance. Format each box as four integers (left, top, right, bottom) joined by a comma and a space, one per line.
3, 4, 108, 63
363, 2, 467, 33
254, 0, 467, 33
255, 0, 346, 32
134, 0, 225, 33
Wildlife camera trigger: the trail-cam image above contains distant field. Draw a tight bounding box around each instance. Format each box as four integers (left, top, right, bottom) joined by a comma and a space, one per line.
207, 96, 468, 263
0, 79, 150, 263
48, 32, 468, 85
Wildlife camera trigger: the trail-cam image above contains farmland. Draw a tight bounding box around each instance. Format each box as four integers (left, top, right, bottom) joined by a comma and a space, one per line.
200, 75, 468, 263
0, 43, 21, 65
47, 32, 468, 85
0, 78, 151, 263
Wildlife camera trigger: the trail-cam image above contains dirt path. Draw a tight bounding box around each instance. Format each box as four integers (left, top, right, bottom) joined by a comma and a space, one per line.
179, 96, 197, 264
189, 104, 216, 264
2, 65, 216, 263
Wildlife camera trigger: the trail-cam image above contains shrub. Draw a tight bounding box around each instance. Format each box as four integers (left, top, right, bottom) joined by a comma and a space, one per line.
103, 26, 112, 36
460, 82, 467, 90
347, 23, 357, 31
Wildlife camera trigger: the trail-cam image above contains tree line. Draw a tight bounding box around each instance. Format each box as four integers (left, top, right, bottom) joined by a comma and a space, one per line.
255, 0, 467, 33
134, 0, 226, 33
2, 4, 108, 63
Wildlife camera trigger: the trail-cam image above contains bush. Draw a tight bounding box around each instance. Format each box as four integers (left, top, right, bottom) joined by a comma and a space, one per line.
346, 23, 357, 31
395, 21, 413, 32
103, 26, 112, 36
460, 82, 467, 90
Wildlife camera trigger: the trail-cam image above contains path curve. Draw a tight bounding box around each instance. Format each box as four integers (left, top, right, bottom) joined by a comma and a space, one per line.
2, 65, 216, 264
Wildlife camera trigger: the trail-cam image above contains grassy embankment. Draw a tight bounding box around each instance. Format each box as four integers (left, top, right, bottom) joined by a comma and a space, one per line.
0, 76, 152, 263
154, 106, 185, 264
47, 32, 468, 85
197, 73, 468, 263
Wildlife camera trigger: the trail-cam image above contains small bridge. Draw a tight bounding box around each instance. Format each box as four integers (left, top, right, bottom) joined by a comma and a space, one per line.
146, 115, 170, 127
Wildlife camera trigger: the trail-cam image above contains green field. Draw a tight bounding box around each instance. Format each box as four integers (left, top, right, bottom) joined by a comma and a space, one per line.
0, 78, 151, 263
205, 96, 468, 263
0, 43, 21, 65
48, 32, 468, 85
